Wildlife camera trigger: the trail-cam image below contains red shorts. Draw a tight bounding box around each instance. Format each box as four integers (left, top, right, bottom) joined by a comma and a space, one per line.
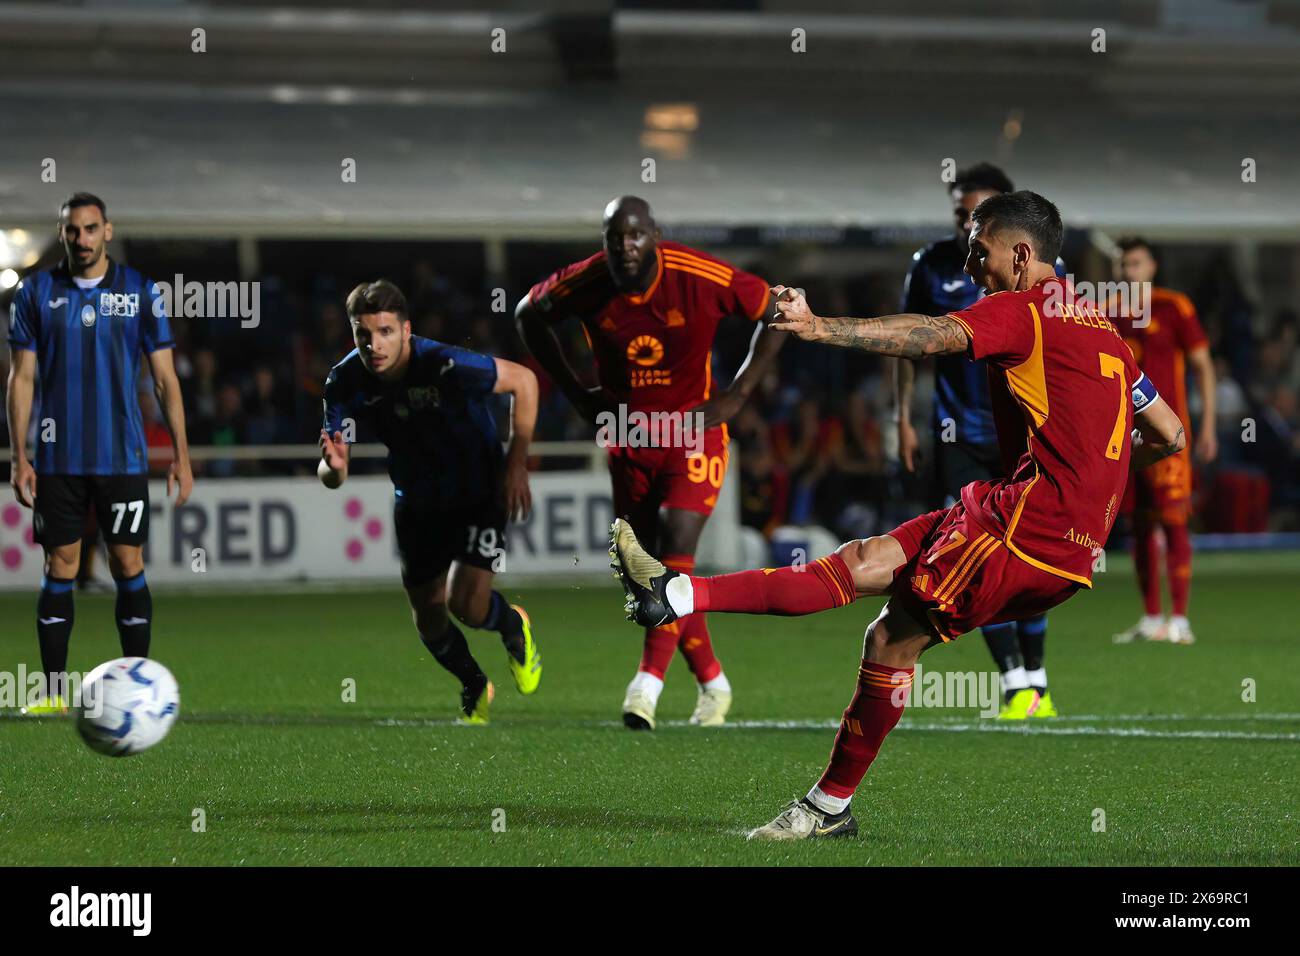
1125, 447, 1193, 524
608, 424, 728, 527
887, 503, 1081, 642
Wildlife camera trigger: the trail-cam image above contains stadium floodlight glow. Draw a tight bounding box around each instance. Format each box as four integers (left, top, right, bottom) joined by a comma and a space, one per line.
8, 228, 29, 245
644, 103, 699, 132
0, 269, 19, 290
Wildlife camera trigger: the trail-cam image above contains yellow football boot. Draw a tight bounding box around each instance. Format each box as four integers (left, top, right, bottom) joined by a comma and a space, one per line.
995, 688, 1042, 720
457, 680, 494, 726
508, 605, 542, 695
20, 694, 69, 717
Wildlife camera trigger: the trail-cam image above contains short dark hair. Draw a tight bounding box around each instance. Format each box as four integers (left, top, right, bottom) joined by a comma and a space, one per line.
346, 279, 408, 322
60, 192, 107, 220
951, 162, 1014, 197
970, 190, 1063, 264
1116, 236, 1160, 264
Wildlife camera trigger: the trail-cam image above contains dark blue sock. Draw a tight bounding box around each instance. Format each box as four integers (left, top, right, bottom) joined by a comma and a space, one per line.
981, 621, 1022, 680
476, 592, 525, 663
1017, 614, 1048, 682
114, 571, 152, 658
37, 576, 75, 696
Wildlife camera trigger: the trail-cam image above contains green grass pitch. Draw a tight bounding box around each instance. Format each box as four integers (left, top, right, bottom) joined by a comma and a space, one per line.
1, 551, 1297, 866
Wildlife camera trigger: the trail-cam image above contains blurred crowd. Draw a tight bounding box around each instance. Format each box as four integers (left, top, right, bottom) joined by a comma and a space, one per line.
3, 248, 1299, 533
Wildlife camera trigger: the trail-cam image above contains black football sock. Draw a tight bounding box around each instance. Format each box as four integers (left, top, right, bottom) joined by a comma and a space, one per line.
1018, 614, 1048, 693
37, 576, 76, 699
981, 622, 1022, 673
473, 591, 526, 665
114, 571, 152, 658
420, 623, 487, 691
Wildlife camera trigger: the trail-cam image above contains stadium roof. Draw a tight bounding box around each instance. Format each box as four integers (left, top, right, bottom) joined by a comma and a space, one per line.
1, 2, 1297, 239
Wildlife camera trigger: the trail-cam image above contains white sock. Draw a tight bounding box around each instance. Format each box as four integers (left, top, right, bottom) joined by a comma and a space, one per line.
805, 784, 850, 815
702, 672, 731, 694
628, 671, 664, 704
1170, 615, 1190, 629
665, 574, 695, 617
1141, 613, 1164, 631
1002, 665, 1029, 691
1024, 668, 1047, 690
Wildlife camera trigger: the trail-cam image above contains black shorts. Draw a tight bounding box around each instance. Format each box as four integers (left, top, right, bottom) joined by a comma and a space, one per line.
932, 440, 1002, 508
393, 495, 508, 589
34, 473, 151, 548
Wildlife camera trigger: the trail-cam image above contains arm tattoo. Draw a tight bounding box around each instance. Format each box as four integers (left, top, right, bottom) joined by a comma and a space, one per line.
813, 313, 969, 358
1151, 425, 1185, 463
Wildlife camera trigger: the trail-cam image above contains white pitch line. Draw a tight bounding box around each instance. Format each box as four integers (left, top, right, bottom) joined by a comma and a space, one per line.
364, 716, 1300, 741
892, 712, 1300, 723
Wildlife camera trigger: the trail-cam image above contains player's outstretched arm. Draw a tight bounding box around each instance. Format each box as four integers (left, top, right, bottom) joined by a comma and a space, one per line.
318, 430, 350, 489
768, 285, 968, 359
514, 294, 609, 425
494, 358, 538, 522
147, 347, 194, 506
1132, 394, 1187, 470
6, 347, 37, 507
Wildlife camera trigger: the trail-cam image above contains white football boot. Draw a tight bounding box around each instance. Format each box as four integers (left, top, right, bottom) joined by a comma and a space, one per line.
747, 800, 858, 841
622, 685, 657, 731
688, 685, 732, 726
1165, 617, 1197, 645
1112, 615, 1167, 644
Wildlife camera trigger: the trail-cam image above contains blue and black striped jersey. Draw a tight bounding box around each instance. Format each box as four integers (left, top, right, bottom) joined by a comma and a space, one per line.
8, 260, 174, 475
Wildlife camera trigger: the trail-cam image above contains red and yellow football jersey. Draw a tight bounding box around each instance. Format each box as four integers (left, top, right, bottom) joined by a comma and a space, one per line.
1113, 287, 1207, 427
948, 278, 1142, 586
526, 241, 769, 415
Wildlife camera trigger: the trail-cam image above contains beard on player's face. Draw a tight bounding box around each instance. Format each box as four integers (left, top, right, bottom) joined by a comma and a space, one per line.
604, 218, 657, 292
63, 231, 106, 271
609, 247, 656, 292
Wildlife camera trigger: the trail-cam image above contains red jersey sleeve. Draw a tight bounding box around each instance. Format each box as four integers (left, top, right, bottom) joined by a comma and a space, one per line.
1169, 292, 1208, 353
527, 252, 609, 322
727, 267, 770, 322
948, 291, 1036, 369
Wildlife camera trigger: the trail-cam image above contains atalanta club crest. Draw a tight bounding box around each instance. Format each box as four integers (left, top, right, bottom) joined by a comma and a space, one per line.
81, 305, 96, 327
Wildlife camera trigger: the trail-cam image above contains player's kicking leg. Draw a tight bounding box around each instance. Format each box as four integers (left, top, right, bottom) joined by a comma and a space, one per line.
626, 507, 731, 730
448, 561, 542, 696
611, 518, 912, 838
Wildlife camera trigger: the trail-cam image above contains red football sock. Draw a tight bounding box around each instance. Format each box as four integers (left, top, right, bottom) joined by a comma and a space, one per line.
638, 621, 678, 679
692, 553, 856, 615
816, 661, 914, 800
677, 613, 721, 683
1133, 516, 1163, 616
662, 554, 723, 683
1164, 522, 1192, 616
